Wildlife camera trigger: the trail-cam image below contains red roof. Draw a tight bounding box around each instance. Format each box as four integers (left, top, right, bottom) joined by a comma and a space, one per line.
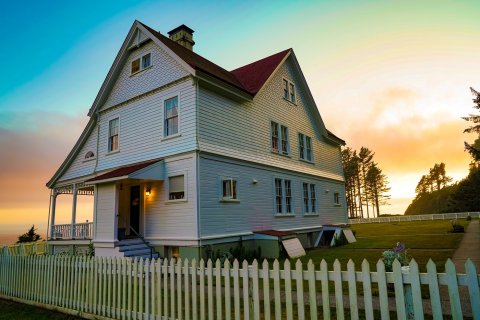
86, 159, 161, 182
140, 22, 290, 97
254, 230, 294, 237
231, 49, 291, 95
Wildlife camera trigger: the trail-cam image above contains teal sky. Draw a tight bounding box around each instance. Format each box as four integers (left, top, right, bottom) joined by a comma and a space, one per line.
1, 0, 480, 241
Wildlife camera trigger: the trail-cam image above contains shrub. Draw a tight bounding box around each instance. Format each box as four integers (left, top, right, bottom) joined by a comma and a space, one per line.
381, 242, 410, 272
466, 215, 472, 221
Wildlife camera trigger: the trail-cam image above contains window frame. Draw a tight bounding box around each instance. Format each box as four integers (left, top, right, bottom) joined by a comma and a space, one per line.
271, 121, 290, 156
107, 117, 120, 154
274, 178, 294, 216
130, 52, 153, 75
334, 192, 341, 206
163, 96, 180, 139
166, 171, 188, 203
282, 78, 296, 104
302, 182, 318, 215
220, 177, 239, 202
298, 133, 314, 162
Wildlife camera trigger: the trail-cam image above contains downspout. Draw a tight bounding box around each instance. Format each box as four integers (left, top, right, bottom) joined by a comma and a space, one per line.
195, 76, 202, 259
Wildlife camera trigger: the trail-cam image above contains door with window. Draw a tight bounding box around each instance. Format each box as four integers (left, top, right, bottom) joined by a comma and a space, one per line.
130, 186, 141, 235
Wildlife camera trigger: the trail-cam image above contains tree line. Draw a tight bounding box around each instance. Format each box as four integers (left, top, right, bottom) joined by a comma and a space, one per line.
341, 146, 390, 218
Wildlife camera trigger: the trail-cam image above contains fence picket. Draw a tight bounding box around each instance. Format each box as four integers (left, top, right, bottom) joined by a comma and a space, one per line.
233, 260, 240, 320
445, 259, 462, 319
191, 259, 197, 320
150, 259, 156, 320
465, 259, 480, 320
284, 260, 293, 320
347, 260, 359, 320
307, 260, 317, 320
392, 260, 406, 320
272, 259, 281, 320
224, 260, 231, 320
242, 260, 250, 320
333, 259, 345, 320
262, 260, 271, 320
177, 258, 183, 320
199, 259, 205, 320
207, 259, 214, 320
319, 259, 330, 320
184, 259, 190, 320
408, 259, 424, 320
171, 258, 176, 320
163, 258, 169, 319
215, 259, 223, 320
157, 258, 162, 319
375, 260, 390, 320
361, 259, 374, 320
295, 260, 305, 320
144, 258, 150, 319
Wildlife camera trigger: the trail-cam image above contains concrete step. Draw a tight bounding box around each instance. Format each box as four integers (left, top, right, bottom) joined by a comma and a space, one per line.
118, 243, 149, 252
123, 248, 152, 257
117, 238, 144, 246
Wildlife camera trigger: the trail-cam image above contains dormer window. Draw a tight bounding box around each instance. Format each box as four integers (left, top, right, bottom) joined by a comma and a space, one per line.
131, 53, 152, 75
283, 78, 296, 103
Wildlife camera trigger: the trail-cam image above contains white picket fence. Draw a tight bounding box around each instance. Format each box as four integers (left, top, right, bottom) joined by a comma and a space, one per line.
0, 255, 479, 320
349, 212, 480, 224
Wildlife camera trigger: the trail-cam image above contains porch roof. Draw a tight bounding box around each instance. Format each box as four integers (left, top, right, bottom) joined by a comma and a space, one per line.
86, 158, 164, 184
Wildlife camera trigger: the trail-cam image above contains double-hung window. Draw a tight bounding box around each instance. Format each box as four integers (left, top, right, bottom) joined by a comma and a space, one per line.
164, 96, 179, 137
283, 78, 296, 103
131, 53, 152, 74
108, 118, 119, 152
334, 192, 340, 205
303, 183, 317, 214
169, 175, 185, 200
298, 133, 313, 161
271, 121, 289, 155
275, 178, 293, 214
222, 178, 237, 200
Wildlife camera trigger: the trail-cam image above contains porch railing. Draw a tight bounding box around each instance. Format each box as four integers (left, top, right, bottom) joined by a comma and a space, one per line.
51, 222, 93, 240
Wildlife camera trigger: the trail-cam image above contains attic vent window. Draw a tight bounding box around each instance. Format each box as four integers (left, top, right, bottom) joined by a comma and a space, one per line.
283, 78, 296, 103
84, 151, 95, 160
131, 53, 152, 75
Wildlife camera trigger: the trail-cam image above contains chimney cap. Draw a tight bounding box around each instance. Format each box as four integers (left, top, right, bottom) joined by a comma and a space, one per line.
168, 24, 195, 36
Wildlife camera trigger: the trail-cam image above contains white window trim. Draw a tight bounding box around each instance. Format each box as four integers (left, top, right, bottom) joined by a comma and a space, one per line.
219, 176, 240, 203
273, 177, 295, 216
298, 133, 314, 163
302, 182, 318, 215
130, 51, 153, 76
163, 95, 181, 139
334, 192, 341, 206
106, 116, 120, 155
282, 77, 296, 104
165, 170, 188, 204
270, 120, 290, 156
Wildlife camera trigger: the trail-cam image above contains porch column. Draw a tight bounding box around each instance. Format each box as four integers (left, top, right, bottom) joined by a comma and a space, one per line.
71, 184, 78, 239
50, 191, 57, 239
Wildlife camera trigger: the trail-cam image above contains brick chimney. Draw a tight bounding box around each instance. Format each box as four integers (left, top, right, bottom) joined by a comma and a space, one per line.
168, 24, 195, 51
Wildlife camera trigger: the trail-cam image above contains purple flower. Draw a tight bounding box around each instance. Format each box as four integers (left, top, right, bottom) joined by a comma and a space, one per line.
394, 242, 405, 253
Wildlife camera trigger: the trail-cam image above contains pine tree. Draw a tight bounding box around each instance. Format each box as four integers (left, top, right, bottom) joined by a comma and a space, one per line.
365, 163, 391, 217
358, 147, 374, 218
17, 225, 41, 243
463, 87, 480, 161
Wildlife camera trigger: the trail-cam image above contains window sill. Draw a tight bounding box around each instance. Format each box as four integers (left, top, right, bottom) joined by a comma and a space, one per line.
304, 213, 319, 217
220, 198, 240, 203
82, 158, 96, 163
105, 150, 120, 156
282, 97, 297, 106
271, 151, 291, 158
161, 133, 182, 142
299, 158, 315, 164
165, 199, 188, 204
274, 213, 295, 217
130, 65, 153, 77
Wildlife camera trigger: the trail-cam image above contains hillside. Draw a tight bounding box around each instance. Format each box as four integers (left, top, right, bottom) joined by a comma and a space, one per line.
405, 167, 480, 215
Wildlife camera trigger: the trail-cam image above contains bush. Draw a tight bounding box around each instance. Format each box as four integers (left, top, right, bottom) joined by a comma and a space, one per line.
466, 215, 472, 221
381, 242, 410, 272
450, 219, 465, 233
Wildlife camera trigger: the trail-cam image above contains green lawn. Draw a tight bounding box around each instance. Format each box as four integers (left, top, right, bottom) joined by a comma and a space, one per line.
0, 299, 82, 320
299, 219, 470, 272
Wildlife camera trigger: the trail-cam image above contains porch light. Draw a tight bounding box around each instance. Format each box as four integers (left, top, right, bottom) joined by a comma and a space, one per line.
146, 186, 151, 196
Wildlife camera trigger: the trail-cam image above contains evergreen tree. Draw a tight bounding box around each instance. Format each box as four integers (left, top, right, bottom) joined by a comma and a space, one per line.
463, 87, 480, 161
358, 147, 374, 218
365, 163, 391, 217
17, 225, 41, 243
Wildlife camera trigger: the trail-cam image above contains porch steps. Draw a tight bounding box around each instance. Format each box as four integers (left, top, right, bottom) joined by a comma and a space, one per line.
117, 238, 159, 259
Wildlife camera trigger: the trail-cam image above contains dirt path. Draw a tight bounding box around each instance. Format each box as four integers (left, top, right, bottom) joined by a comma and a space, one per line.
451, 219, 480, 272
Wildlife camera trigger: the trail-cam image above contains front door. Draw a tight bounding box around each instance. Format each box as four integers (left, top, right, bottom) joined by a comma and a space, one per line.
130, 186, 140, 235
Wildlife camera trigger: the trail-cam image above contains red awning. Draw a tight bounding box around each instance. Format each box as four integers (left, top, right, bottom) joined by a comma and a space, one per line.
86, 159, 163, 184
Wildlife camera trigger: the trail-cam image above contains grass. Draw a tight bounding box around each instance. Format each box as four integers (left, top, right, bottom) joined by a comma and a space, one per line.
0, 299, 82, 320
298, 219, 470, 272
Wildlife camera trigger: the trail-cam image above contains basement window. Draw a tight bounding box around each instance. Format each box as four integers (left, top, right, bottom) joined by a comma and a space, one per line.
131, 53, 152, 74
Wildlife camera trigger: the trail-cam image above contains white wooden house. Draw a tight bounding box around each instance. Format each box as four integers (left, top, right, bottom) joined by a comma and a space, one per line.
46, 21, 347, 259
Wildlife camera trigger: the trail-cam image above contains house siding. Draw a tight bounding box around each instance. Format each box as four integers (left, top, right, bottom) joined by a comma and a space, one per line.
198, 154, 347, 238
198, 56, 344, 182
94, 183, 117, 242
144, 153, 198, 242
103, 40, 190, 110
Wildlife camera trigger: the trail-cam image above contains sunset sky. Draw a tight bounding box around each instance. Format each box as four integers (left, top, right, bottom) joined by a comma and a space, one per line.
1, 0, 479, 244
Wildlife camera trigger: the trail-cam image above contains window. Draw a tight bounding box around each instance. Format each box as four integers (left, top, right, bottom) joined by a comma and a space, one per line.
164, 97, 179, 137
131, 53, 152, 74
169, 175, 184, 200
85, 151, 95, 159
298, 133, 313, 161
271, 121, 289, 155
303, 183, 317, 214
334, 192, 340, 205
108, 118, 119, 152
222, 179, 237, 200
275, 178, 293, 214
283, 78, 296, 103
